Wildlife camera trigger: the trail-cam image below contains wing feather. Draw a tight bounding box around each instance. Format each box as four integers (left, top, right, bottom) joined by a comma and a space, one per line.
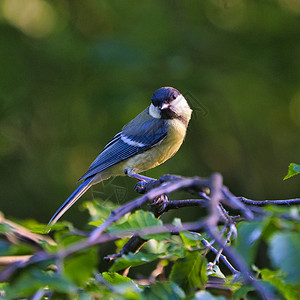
78, 108, 168, 181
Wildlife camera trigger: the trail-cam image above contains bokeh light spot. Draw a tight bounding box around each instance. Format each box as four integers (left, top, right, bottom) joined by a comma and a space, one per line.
2, 0, 56, 38
279, 0, 300, 14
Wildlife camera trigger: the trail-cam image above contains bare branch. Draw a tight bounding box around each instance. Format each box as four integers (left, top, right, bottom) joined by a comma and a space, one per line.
0, 255, 32, 265
205, 225, 275, 300
222, 187, 254, 220
201, 238, 239, 275
89, 176, 208, 242
0, 213, 56, 246
0, 172, 297, 300
239, 197, 300, 206
165, 199, 208, 210
206, 173, 223, 228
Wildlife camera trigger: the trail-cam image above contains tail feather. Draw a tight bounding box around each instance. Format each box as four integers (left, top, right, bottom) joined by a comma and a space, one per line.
48, 177, 94, 227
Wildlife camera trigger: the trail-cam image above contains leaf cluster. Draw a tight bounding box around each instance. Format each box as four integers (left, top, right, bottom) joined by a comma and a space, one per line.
0, 198, 300, 300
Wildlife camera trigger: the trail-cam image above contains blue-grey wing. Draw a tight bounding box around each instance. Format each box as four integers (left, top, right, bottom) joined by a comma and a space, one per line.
78, 108, 168, 181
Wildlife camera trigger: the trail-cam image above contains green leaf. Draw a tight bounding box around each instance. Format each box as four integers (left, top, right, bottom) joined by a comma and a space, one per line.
109, 252, 161, 272
58, 234, 85, 248
0, 242, 11, 257
88, 220, 104, 227
0, 241, 34, 256
47, 220, 73, 234
260, 216, 281, 242
6, 268, 75, 298
269, 232, 300, 284
0, 223, 14, 234
170, 251, 207, 294
102, 272, 141, 294
207, 264, 225, 279
18, 219, 49, 234
261, 268, 299, 300
144, 239, 169, 254
0, 283, 8, 298
235, 221, 263, 265
77, 292, 94, 300
142, 282, 185, 300
83, 200, 118, 225
64, 248, 98, 285
193, 290, 226, 300
284, 163, 300, 180
233, 285, 254, 299
180, 232, 202, 249
165, 241, 185, 259
108, 210, 170, 241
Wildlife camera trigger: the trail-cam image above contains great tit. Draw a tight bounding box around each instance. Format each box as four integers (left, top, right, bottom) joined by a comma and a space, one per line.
48, 87, 192, 226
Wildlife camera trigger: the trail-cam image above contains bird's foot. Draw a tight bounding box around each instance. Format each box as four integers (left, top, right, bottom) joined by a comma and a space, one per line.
134, 179, 156, 193
134, 180, 149, 193
149, 194, 168, 213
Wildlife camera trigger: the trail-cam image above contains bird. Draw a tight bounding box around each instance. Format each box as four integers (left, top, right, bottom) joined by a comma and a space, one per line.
48, 87, 192, 227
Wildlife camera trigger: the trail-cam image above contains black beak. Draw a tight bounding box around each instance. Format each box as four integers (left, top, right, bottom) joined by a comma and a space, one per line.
159, 103, 169, 110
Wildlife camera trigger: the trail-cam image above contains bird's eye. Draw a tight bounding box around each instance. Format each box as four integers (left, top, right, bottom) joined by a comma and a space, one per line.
172, 94, 176, 99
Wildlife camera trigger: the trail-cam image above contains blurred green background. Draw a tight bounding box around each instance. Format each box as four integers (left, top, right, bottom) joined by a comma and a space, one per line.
1, 0, 300, 227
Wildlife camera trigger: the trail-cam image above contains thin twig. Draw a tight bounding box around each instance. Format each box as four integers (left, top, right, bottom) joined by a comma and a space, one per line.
165, 199, 208, 210
0, 172, 296, 300
206, 173, 223, 228
0, 213, 56, 246
32, 289, 45, 300
59, 219, 206, 259
0, 255, 32, 265
205, 225, 275, 300
89, 176, 208, 242
239, 197, 300, 206
201, 238, 239, 275
222, 187, 254, 220
94, 272, 115, 292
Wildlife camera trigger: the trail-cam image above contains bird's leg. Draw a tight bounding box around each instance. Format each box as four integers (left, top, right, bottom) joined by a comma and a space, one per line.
125, 169, 155, 182
125, 168, 156, 193
128, 173, 155, 182
125, 169, 168, 212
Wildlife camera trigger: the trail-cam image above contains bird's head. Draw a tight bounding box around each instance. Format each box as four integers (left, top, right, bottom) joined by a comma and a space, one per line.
149, 87, 192, 125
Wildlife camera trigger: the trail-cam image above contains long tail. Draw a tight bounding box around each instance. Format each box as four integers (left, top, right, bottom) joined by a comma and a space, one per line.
48, 177, 94, 227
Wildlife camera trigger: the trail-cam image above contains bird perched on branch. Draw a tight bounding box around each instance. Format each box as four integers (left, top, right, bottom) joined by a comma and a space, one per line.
48, 87, 192, 227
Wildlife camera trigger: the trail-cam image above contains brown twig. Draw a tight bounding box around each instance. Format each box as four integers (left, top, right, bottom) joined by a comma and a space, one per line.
204, 225, 275, 300
0, 172, 294, 300
89, 176, 208, 242
201, 238, 239, 275
0, 255, 32, 265
0, 212, 56, 246
222, 187, 254, 220
238, 197, 300, 206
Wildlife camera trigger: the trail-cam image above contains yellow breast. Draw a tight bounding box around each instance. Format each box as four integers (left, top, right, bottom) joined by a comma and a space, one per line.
119, 118, 187, 174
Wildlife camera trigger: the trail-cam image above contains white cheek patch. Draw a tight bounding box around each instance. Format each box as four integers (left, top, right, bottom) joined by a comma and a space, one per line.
172, 95, 193, 118
173, 95, 190, 111
121, 134, 146, 147
149, 103, 161, 119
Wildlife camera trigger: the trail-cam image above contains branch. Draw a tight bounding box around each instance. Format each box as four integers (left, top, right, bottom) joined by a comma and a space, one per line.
206, 173, 223, 228
89, 176, 209, 242
238, 197, 300, 206
222, 187, 254, 220
0, 212, 56, 247
0, 256, 32, 265
1, 172, 297, 300
204, 225, 275, 300
201, 238, 239, 275
0, 219, 208, 282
